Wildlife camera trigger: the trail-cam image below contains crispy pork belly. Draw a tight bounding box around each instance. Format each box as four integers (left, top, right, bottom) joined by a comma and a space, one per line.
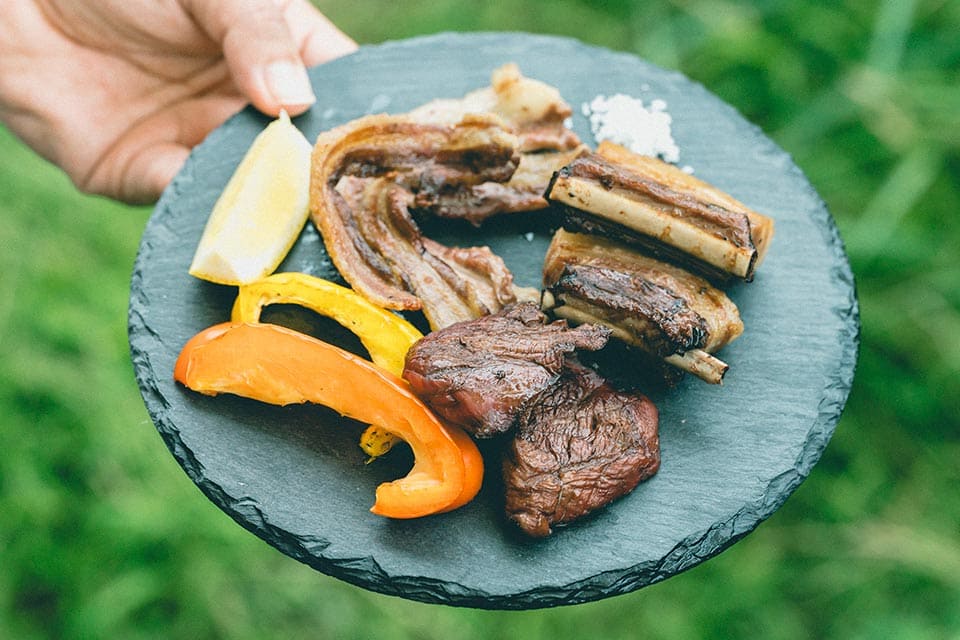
403, 302, 611, 438
542, 229, 743, 384
545, 141, 774, 281
503, 360, 660, 537
310, 112, 526, 319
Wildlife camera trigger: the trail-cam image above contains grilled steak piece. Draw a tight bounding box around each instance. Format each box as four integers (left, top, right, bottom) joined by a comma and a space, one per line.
503, 361, 660, 537
403, 302, 611, 438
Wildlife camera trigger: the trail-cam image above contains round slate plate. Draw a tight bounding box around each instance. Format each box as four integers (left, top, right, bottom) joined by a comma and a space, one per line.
129, 32, 859, 609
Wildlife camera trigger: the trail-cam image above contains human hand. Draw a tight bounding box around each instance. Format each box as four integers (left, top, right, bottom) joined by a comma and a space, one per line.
0, 0, 356, 204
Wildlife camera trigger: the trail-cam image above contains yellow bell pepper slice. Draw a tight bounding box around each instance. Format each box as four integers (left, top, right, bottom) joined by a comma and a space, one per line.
232, 272, 420, 458
232, 272, 422, 374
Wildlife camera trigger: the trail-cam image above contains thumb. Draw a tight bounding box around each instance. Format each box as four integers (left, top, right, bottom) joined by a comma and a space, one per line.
184, 0, 355, 116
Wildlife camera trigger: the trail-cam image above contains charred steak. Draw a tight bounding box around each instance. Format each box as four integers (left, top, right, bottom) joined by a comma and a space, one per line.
503, 361, 660, 537
402, 302, 611, 437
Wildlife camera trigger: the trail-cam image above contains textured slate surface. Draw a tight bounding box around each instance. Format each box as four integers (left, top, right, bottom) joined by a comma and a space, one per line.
128, 32, 859, 609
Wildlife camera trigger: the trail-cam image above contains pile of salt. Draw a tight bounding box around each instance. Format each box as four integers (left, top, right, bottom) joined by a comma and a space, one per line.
582, 94, 681, 164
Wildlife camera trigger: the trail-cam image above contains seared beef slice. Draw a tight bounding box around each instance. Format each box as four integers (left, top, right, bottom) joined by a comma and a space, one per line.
503, 362, 660, 537
403, 302, 610, 437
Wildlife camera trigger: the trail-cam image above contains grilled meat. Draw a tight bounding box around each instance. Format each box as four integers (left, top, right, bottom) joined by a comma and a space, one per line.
503, 360, 660, 537
402, 302, 611, 437
414, 145, 588, 225
310, 112, 532, 323
543, 229, 743, 383
545, 141, 774, 281
335, 176, 534, 330
408, 63, 581, 153
409, 63, 586, 224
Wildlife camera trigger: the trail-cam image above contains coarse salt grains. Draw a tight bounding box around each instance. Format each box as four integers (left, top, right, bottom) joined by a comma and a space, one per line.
582, 93, 681, 164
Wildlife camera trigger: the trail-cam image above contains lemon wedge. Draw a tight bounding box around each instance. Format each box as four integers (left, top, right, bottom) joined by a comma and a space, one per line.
189, 111, 313, 285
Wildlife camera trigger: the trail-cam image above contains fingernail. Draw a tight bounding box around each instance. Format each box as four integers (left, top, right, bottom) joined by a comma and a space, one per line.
265, 61, 316, 110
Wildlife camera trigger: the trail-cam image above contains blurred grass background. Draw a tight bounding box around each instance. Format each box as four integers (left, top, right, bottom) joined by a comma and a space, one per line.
2, 0, 958, 638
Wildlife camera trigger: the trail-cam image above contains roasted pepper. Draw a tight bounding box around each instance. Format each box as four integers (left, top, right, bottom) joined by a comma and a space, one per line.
174, 322, 483, 518
232, 272, 420, 458
232, 272, 422, 373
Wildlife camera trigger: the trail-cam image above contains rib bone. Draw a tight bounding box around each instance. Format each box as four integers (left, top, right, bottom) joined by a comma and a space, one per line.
545, 141, 774, 281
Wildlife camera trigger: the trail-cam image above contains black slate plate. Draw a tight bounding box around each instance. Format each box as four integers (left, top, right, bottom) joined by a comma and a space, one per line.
128, 32, 859, 609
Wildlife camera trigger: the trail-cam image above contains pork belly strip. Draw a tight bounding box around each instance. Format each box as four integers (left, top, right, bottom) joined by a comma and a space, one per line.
542, 229, 743, 384
545, 141, 774, 281
503, 360, 660, 537
403, 302, 611, 438
310, 113, 521, 312
336, 176, 535, 330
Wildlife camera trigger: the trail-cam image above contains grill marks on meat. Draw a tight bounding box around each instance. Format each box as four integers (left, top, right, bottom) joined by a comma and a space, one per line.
402, 302, 611, 438
311, 113, 534, 328
543, 229, 743, 383
504, 361, 660, 537
331, 115, 520, 187
563, 153, 754, 248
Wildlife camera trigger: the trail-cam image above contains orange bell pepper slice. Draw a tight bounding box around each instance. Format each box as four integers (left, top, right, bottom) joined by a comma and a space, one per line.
173, 322, 482, 518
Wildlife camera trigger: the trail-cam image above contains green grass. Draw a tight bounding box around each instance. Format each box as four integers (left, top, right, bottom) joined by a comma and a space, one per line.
2, 1, 958, 638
